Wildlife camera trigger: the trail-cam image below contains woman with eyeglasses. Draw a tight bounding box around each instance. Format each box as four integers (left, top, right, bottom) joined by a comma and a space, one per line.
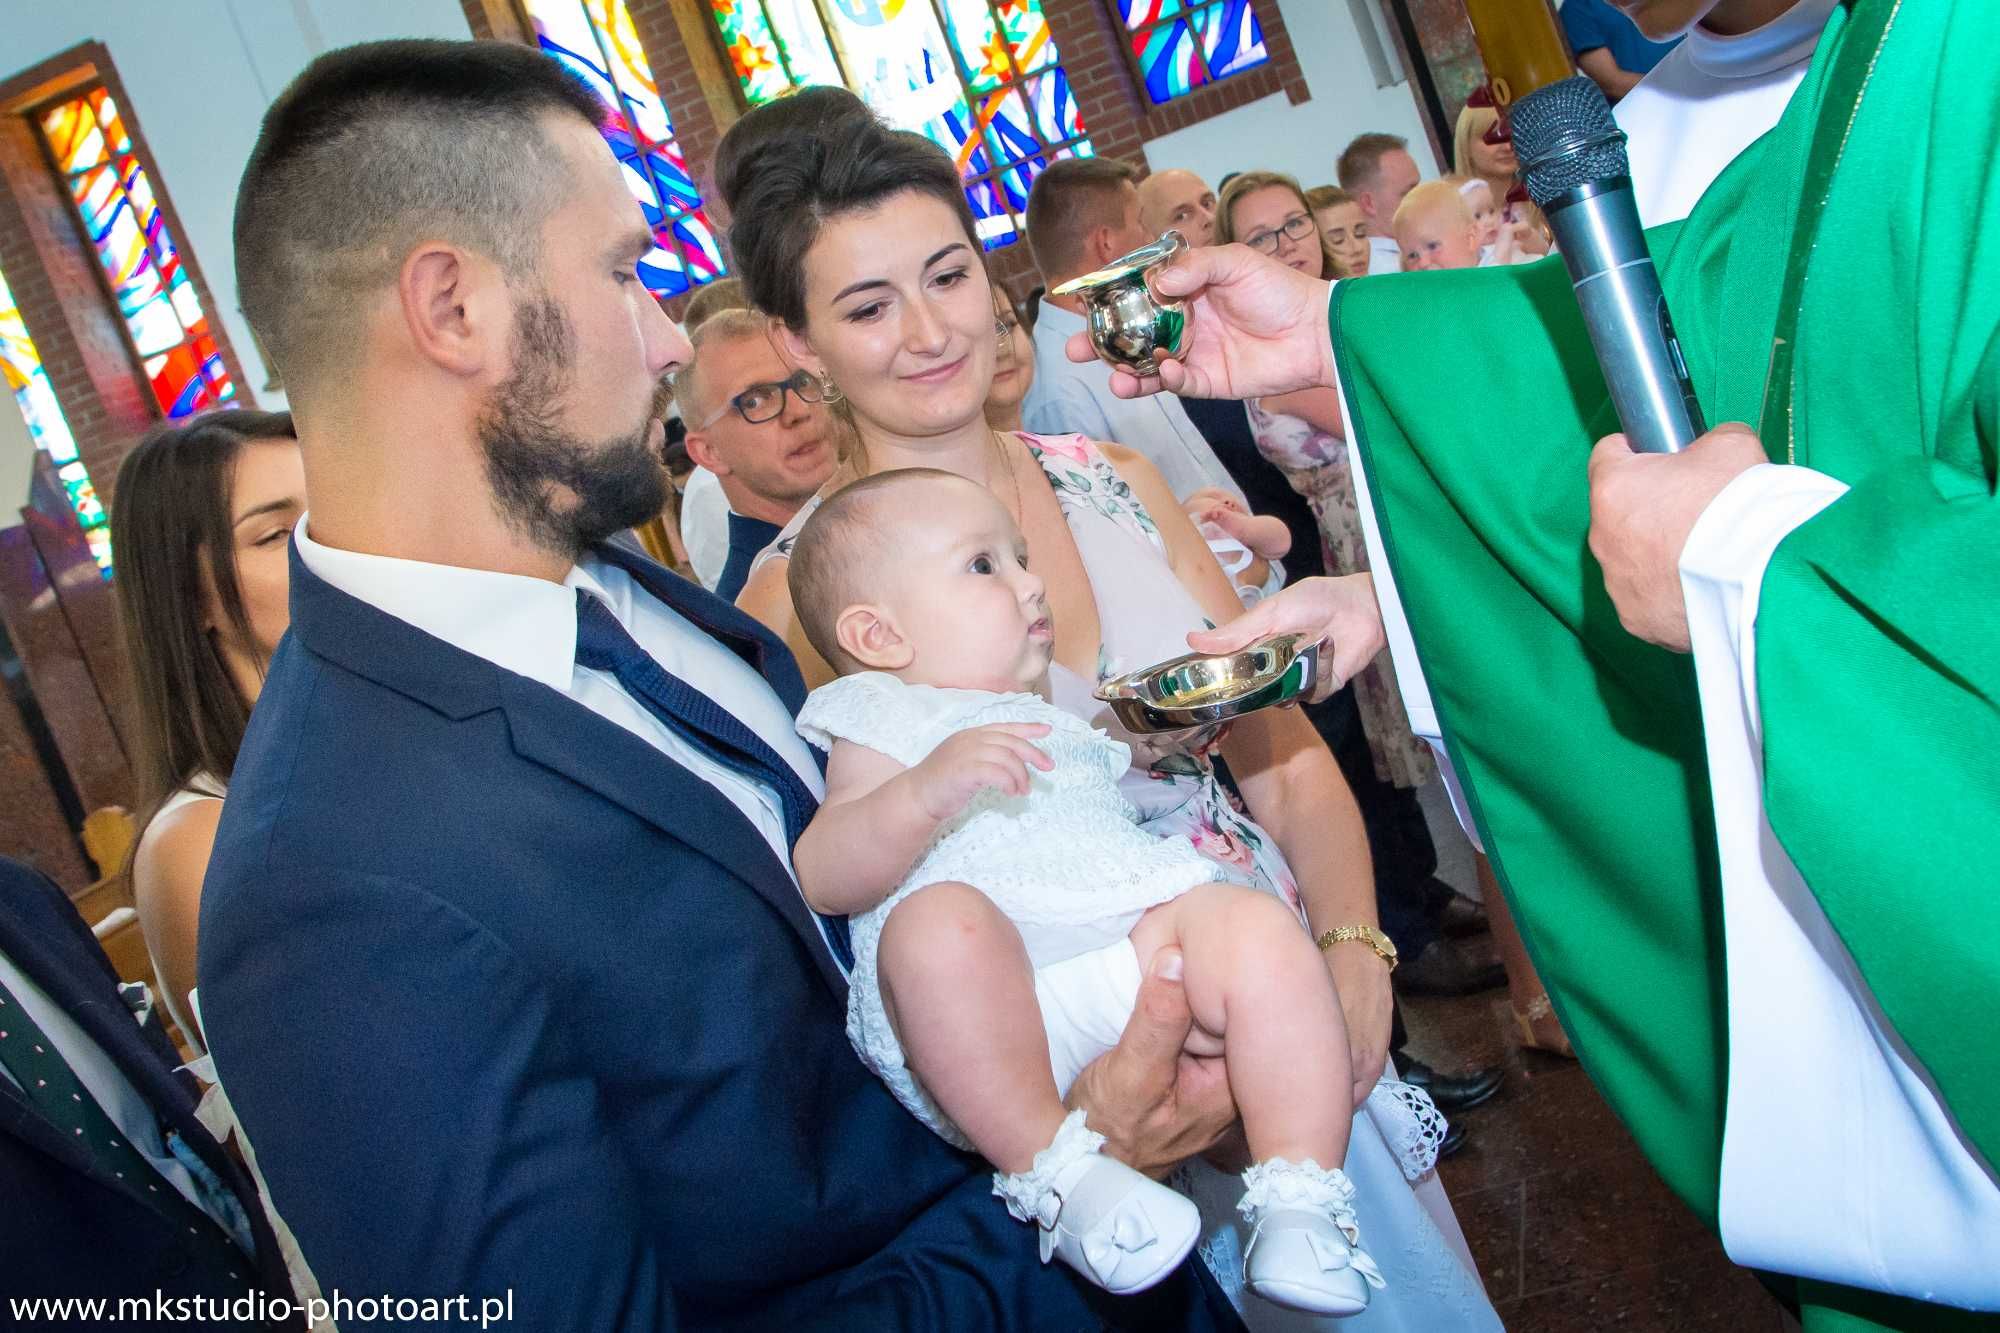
1216, 171, 1437, 796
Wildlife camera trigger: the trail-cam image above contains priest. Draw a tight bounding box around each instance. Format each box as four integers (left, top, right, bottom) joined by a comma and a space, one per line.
1075, 2, 2000, 1328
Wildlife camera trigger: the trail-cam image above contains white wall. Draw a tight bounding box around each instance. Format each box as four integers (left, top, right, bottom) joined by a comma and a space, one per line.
1139, 0, 1442, 192
4, 0, 472, 424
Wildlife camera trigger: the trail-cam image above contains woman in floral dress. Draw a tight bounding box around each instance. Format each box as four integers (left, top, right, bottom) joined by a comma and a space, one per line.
729, 114, 1499, 1329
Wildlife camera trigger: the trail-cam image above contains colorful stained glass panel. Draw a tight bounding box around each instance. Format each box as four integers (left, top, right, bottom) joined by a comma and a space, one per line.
1122, 0, 1267, 104
40, 90, 236, 422
525, 0, 724, 293
2, 265, 110, 570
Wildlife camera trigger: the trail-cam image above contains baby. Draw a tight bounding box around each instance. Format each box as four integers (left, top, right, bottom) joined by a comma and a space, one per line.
787, 469, 1387, 1316
1391, 180, 1485, 273
1456, 177, 1540, 267
1183, 487, 1293, 606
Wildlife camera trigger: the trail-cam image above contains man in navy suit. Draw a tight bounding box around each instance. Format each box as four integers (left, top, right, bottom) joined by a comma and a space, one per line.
202, 40, 1242, 1330
0, 857, 292, 1326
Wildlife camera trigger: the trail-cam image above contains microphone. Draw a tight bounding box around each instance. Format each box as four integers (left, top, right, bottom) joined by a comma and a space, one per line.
1511, 77, 1704, 455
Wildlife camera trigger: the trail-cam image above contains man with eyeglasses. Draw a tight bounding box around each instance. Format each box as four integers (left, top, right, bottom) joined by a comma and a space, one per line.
678, 308, 836, 602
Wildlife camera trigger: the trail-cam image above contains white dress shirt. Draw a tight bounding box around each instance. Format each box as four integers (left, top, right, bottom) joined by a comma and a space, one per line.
679, 466, 732, 591
294, 518, 826, 901
1023, 301, 1244, 504
0, 952, 236, 1241
1367, 234, 1403, 276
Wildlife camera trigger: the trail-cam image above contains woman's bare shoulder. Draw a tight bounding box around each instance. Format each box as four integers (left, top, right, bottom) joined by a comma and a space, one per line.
132, 795, 225, 912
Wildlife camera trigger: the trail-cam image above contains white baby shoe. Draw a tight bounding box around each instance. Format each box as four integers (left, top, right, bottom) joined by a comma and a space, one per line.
1240, 1158, 1387, 1316
994, 1110, 1201, 1295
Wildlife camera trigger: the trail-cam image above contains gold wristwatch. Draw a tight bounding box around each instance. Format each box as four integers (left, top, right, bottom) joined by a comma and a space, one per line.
1315, 924, 1398, 971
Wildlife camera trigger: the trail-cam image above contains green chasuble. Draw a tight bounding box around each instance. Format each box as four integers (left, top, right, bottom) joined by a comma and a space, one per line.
1333, 1, 1998, 1328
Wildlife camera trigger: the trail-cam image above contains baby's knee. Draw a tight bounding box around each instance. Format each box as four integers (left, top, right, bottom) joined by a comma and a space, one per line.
880, 881, 1009, 968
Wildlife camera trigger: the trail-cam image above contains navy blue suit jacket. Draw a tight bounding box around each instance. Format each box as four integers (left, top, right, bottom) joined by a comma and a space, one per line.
200, 542, 1240, 1331
0, 858, 290, 1323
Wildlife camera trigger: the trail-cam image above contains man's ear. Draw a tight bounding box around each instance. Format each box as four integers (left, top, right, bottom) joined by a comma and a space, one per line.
398, 242, 505, 378
684, 427, 730, 478
834, 603, 913, 672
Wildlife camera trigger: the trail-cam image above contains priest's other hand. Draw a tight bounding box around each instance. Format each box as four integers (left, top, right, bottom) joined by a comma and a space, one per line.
1186, 574, 1386, 702
1066, 244, 1336, 402
1588, 423, 1768, 652
1067, 947, 1237, 1178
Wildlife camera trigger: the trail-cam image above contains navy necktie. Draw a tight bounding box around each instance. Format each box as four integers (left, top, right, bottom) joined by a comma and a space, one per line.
573, 591, 852, 969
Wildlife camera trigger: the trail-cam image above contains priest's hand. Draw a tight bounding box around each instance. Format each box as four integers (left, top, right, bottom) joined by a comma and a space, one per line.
1588, 423, 1768, 651
1067, 244, 1336, 401
1067, 948, 1237, 1178
1186, 574, 1386, 701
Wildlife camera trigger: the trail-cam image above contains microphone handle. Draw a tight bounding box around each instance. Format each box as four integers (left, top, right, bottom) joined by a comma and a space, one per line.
1543, 178, 1705, 454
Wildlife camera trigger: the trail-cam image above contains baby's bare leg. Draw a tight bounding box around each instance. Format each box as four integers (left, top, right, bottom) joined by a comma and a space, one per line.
1130, 883, 1353, 1167
877, 881, 1067, 1174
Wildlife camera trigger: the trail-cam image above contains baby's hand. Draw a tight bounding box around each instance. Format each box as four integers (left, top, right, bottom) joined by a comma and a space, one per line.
909, 723, 1054, 822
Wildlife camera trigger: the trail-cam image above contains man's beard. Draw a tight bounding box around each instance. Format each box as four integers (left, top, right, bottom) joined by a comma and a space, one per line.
477, 294, 666, 558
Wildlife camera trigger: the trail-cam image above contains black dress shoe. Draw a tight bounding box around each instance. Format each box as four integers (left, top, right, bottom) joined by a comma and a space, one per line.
1392, 940, 1507, 997
1398, 1056, 1505, 1113
1437, 1120, 1470, 1159
1439, 894, 1491, 939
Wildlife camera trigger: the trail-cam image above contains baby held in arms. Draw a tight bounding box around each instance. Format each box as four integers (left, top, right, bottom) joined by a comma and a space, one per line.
787, 469, 1386, 1316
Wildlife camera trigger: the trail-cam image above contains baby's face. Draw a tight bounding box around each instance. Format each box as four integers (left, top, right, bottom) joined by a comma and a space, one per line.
1397, 207, 1482, 273
1464, 185, 1502, 247
879, 480, 1053, 694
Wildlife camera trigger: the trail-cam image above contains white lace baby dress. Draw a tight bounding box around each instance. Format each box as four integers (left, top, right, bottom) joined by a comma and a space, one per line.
797, 671, 1234, 1147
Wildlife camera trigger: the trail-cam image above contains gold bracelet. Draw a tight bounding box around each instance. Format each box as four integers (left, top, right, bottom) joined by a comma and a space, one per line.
1315, 924, 1398, 971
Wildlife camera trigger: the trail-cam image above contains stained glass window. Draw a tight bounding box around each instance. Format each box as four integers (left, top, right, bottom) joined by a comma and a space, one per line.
39, 88, 237, 423
524, 0, 727, 296
711, 0, 1094, 250
1119, 0, 1268, 105
1, 264, 110, 571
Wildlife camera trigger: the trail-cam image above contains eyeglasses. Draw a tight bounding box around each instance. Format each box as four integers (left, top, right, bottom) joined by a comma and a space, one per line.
695, 369, 823, 430
1243, 213, 1317, 255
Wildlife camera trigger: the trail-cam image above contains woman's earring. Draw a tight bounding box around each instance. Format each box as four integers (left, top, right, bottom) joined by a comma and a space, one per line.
995, 317, 1010, 348
818, 373, 843, 405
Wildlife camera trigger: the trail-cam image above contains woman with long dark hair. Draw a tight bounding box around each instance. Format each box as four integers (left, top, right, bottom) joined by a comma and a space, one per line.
729, 111, 1497, 1329
117, 409, 303, 1047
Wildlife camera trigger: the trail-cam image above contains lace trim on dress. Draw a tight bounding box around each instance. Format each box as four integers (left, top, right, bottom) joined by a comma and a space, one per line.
1366, 1080, 1449, 1182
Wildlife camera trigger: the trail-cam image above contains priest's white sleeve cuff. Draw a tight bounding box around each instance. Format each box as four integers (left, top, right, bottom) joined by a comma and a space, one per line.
1681, 464, 2000, 1309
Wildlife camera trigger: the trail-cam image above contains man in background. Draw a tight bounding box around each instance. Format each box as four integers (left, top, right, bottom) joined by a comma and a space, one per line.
1562, 0, 1683, 103
677, 308, 835, 602
1022, 157, 1243, 503
1137, 167, 1218, 246
1335, 134, 1423, 275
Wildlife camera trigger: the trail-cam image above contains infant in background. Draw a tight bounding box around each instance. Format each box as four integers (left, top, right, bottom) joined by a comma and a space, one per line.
786, 469, 1390, 1316
1456, 178, 1540, 267
1183, 487, 1292, 606
1392, 181, 1488, 274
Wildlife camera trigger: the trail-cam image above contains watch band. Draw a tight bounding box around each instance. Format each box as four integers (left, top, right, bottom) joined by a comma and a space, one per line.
1315, 924, 1398, 971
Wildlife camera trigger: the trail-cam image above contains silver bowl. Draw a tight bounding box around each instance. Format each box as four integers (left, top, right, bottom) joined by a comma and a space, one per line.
1050, 230, 1189, 377
1094, 633, 1324, 735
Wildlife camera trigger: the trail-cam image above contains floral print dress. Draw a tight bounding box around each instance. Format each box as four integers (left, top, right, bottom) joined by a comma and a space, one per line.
1244, 402, 1437, 791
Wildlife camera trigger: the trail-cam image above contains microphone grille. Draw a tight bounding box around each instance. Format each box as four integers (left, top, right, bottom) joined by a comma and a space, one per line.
1511, 76, 1629, 208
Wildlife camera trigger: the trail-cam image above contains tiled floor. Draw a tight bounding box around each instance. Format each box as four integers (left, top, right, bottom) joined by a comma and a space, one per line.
1401, 986, 1789, 1332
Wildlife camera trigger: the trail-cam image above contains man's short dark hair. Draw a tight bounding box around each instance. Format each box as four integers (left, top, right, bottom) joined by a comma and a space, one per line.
1024, 157, 1139, 284
233, 39, 605, 400
1337, 133, 1409, 193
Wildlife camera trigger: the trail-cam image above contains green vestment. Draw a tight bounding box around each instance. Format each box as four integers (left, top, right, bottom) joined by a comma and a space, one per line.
1332, 2, 1999, 1328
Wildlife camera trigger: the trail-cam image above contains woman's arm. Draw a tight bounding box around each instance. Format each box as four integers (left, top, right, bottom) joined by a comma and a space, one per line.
1259, 385, 1346, 438
1105, 444, 1390, 1105
735, 556, 837, 691
131, 797, 226, 1047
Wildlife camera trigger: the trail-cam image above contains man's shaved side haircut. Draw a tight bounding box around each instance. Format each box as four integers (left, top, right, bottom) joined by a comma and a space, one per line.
233, 39, 605, 401
1024, 156, 1139, 283
787, 468, 961, 673
1337, 132, 1409, 193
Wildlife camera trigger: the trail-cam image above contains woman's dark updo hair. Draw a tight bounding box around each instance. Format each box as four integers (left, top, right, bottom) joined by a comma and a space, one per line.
728, 100, 983, 330
713, 85, 872, 214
